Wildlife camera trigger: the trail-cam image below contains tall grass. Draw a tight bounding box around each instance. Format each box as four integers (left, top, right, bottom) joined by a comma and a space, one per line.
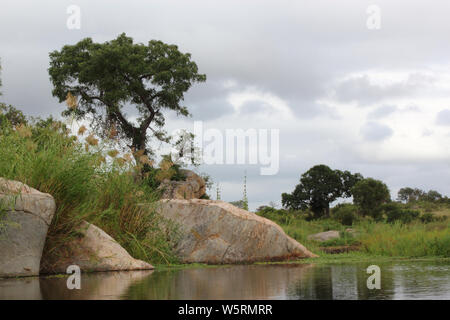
0, 120, 179, 265
358, 221, 450, 257
257, 208, 450, 257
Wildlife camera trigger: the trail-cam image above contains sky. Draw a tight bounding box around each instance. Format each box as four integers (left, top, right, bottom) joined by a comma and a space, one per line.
1, 0, 450, 210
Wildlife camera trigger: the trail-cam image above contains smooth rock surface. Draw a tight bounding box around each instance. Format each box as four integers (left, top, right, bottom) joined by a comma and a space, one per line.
0, 178, 56, 278
40, 221, 153, 274
307, 230, 340, 242
159, 170, 206, 200
157, 199, 318, 263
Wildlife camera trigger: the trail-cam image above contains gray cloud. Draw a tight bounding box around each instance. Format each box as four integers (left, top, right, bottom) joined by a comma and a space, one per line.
333, 73, 436, 106
436, 109, 450, 126
2, 1, 450, 209
360, 122, 394, 141
368, 105, 397, 119
183, 80, 234, 120
238, 101, 274, 115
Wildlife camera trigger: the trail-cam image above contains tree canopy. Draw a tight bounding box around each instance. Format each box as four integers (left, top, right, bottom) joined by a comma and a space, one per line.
0, 104, 27, 127
397, 187, 443, 203
48, 33, 206, 157
281, 164, 363, 218
352, 178, 390, 219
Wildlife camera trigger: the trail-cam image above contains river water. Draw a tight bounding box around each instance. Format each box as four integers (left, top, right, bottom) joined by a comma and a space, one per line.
0, 260, 449, 300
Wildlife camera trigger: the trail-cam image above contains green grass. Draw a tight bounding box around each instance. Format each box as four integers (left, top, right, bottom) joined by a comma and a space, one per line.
258, 252, 450, 265
257, 208, 450, 258
357, 220, 450, 257
0, 119, 179, 265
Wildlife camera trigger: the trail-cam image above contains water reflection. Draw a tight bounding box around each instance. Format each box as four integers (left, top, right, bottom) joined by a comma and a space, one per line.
0, 261, 449, 300
124, 264, 314, 299
0, 270, 153, 300
0, 277, 42, 300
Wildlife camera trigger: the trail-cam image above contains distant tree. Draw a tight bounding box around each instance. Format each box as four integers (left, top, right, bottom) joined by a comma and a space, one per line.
424, 190, 443, 202
0, 104, 27, 127
48, 33, 206, 159
352, 178, 390, 219
282, 164, 363, 218
229, 200, 245, 209
256, 201, 278, 213
397, 187, 415, 202
397, 187, 442, 203
256, 205, 271, 212
268, 201, 279, 209
397, 187, 425, 202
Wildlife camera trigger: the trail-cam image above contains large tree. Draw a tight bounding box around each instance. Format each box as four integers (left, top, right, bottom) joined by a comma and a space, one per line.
48, 33, 206, 157
281, 164, 363, 218
352, 178, 390, 219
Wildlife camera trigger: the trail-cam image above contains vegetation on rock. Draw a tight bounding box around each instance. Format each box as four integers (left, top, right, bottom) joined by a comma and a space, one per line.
0, 114, 179, 265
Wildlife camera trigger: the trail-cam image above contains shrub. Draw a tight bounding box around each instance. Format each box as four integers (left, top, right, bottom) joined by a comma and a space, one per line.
332, 203, 359, 226
384, 202, 420, 224
420, 213, 436, 223
352, 178, 390, 219
320, 236, 359, 247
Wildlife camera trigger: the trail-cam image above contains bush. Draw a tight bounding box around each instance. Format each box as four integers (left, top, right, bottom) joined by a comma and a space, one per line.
320, 236, 359, 247
420, 213, 436, 223
332, 203, 359, 226
384, 203, 420, 224
352, 178, 390, 219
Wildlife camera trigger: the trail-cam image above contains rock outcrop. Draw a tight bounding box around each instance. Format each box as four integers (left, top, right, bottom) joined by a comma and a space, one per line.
307, 230, 340, 242
159, 170, 206, 200
156, 199, 317, 264
40, 221, 153, 274
0, 178, 56, 278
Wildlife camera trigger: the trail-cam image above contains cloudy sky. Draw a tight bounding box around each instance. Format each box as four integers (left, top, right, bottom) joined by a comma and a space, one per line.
1, 0, 450, 210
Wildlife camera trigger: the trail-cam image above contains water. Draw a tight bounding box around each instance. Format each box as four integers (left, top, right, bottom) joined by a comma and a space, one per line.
0, 261, 449, 300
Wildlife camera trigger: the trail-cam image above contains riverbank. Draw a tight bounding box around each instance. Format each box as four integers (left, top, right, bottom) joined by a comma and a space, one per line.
151, 254, 450, 271
256, 206, 450, 258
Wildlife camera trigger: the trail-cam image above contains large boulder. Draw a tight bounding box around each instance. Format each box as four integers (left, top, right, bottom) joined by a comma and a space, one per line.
307, 230, 340, 242
40, 221, 153, 274
159, 170, 206, 200
0, 178, 56, 278
156, 199, 318, 264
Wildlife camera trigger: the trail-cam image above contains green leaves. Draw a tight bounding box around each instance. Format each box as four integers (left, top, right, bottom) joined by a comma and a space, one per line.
351, 178, 391, 219
282, 164, 363, 218
48, 33, 206, 154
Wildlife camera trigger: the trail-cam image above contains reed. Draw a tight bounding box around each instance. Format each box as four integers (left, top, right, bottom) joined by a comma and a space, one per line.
0, 119, 179, 265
